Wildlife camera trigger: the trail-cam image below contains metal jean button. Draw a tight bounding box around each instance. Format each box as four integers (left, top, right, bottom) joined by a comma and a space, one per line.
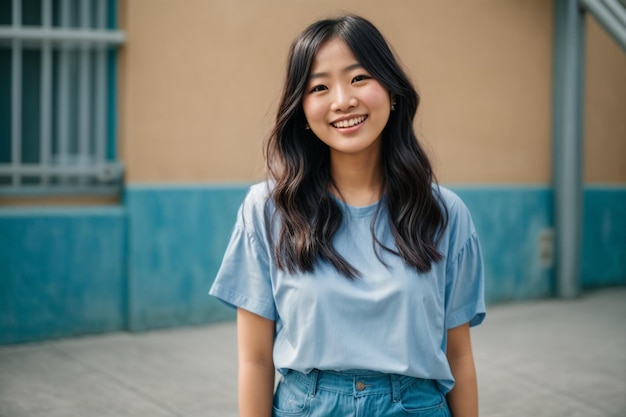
356, 381, 366, 391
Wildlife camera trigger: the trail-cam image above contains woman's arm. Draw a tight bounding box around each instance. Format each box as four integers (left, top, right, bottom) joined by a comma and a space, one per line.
237, 307, 276, 417
446, 323, 478, 417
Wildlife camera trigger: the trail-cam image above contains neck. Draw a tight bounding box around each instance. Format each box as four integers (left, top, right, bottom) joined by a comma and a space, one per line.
329, 149, 383, 207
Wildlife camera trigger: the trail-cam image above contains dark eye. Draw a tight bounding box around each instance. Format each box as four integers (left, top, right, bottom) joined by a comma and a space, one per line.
309, 85, 328, 93
352, 75, 370, 83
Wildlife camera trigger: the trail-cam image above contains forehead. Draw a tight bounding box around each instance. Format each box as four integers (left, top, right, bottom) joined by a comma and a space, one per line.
310, 37, 359, 71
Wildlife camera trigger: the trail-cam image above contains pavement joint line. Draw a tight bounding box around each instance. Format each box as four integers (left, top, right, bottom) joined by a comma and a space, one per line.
508, 365, 623, 416
48, 342, 186, 417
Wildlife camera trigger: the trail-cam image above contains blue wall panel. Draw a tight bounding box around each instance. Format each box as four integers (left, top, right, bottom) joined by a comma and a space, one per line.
1, 185, 623, 343
0, 207, 126, 344
125, 185, 249, 331
582, 187, 626, 288
453, 187, 555, 303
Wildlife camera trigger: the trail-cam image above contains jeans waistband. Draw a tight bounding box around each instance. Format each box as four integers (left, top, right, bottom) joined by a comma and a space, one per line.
285, 369, 435, 400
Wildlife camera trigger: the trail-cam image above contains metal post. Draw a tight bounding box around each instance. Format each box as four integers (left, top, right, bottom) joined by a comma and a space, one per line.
40, 0, 52, 185
11, 0, 22, 188
57, 0, 71, 184
95, 0, 108, 166
78, 0, 92, 183
553, 0, 586, 298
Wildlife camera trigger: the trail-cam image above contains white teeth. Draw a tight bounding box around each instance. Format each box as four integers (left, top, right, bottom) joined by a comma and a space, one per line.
332, 116, 367, 128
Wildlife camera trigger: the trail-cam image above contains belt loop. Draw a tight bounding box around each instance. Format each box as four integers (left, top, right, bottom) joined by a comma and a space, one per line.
390, 374, 400, 403
308, 369, 319, 397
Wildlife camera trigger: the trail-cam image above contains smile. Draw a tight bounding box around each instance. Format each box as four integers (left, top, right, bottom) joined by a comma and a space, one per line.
331, 115, 367, 129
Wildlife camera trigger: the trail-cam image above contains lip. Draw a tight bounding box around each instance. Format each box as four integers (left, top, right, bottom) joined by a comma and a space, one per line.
330, 115, 368, 129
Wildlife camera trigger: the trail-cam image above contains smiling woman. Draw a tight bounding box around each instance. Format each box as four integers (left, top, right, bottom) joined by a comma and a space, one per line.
209, 15, 485, 417
302, 38, 391, 167
265, 15, 446, 279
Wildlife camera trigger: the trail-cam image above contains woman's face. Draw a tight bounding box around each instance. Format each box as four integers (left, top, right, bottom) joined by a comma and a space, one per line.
302, 37, 392, 160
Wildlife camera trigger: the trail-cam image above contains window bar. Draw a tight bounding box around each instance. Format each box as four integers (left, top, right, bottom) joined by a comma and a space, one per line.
579, 0, 626, 50
11, 0, 22, 188
95, 0, 108, 168
56, 0, 71, 184
0, 27, 126, 44
78, 0, 92, 183
603, 0, 626, 26
40, 0, 53, 185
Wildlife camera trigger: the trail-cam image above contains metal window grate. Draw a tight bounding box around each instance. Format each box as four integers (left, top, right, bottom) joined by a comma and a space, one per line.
0, 0, 125, 196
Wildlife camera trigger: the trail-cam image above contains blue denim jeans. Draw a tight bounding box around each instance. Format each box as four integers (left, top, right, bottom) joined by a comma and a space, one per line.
273, 369, 451, 417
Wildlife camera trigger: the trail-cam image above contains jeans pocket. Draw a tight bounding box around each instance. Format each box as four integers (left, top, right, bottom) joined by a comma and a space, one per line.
397, 379, 446, 415
272, 377, 310, 416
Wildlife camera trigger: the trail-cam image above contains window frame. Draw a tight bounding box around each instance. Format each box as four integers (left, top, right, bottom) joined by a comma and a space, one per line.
0, 0, 125, 197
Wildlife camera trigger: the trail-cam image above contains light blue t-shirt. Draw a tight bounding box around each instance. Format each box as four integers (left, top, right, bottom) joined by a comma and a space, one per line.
209, 182, 485, 394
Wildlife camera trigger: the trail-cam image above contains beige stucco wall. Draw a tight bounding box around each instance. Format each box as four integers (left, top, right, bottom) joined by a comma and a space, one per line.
584, 16, 626, 184
118, 0, 624, 185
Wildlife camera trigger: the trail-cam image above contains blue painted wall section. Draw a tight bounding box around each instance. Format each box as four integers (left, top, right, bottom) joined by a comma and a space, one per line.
454, 187, 555, 303
0, 207, 126, 344
125, 185, 249, 331
1, 185, 624, 344
581, 187, 626, 288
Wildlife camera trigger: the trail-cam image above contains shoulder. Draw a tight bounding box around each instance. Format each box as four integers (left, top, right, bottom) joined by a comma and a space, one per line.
244, 181, 273, 206
433, 184, 477, 251
237, 181, 274, 234
433, 185, 471, 223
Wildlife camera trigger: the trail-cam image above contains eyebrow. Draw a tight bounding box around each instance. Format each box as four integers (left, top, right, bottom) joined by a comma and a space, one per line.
308, 63, 364, 80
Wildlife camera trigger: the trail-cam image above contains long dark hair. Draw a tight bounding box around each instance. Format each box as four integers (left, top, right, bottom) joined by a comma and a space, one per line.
265, 15, 447, 278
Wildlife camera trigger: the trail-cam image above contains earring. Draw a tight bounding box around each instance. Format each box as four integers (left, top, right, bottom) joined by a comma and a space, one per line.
391, 100, 396, 111
305, 123, 310, 130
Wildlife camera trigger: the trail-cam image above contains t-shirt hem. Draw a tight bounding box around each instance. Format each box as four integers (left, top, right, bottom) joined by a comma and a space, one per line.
446, 303, 486, 329
209, 283, 276, 321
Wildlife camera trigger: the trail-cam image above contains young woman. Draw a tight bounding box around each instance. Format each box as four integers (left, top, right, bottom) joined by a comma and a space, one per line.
210, 15, 485, 417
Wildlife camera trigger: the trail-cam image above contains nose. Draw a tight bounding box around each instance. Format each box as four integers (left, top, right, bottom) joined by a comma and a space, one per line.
331, 85, 357, 112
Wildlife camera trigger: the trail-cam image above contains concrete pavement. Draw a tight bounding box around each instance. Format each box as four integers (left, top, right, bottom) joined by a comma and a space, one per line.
1, 287, 624, 417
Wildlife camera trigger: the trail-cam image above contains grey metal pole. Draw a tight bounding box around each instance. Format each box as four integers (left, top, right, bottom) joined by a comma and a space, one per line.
553, 0, 585, 298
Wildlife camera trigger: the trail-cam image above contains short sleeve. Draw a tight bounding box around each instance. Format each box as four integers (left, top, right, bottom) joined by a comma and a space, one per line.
209, 207, 276, 321
444, 232, 486, 329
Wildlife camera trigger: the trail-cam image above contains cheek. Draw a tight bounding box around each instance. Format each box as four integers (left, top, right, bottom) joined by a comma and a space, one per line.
365, 87, 391, 110
302, 99, 313, 120
302, 99, 325, 123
